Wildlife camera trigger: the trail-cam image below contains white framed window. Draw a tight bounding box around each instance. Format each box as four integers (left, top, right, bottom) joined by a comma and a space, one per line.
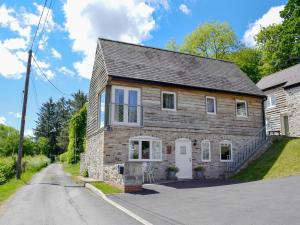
98, 89, 106, 128
129, 136, 162, 161
201, 140, 211, 162
206, 96, 216, 114
111, 86, 141, 125
236, 100, 248, 117
162, 91, 176, 111
220, 141, 233, 162
266, 95, 276, 108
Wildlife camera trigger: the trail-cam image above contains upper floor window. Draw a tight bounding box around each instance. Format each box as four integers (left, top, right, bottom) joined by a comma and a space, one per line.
206, 96, 216, 114
220, 141, 232, 162
266, 95, 276, 108
162, 91, 176, 111
236, 100, 248, 117
98, 89, 106, 128
129, 136, 162, 161
112, 86, 141, 125
201, 140, 211, 162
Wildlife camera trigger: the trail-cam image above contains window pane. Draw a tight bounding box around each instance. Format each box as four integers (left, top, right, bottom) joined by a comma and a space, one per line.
237, 102, 246, 117
128, 90, 138, 123
151, 141, 161, 160
163, 93, 175, 109
221, 143, 231, 160
99, 90, 106, 128
202, 142, 210, 161
207, 98, 215, 113
129, 141, 139, 159
141, 141, 150, 159
115, 89, 124, 122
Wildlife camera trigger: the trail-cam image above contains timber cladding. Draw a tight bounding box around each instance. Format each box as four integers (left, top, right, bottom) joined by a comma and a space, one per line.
110, 79, 264, 136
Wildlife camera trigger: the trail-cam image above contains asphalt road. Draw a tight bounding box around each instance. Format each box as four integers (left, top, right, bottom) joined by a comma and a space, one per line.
110, 176, 300, 225
0, 164, 140, 225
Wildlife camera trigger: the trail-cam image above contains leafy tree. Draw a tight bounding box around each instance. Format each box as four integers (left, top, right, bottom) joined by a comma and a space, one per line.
0, 125, 19, 156
230, 48, 262, 83
67, 104, 87, 163
70, 90, 87, 113
34, 137, 50, 155
256, 0, 300, 75
180, 22, 238, 59
165, 38, 179, 51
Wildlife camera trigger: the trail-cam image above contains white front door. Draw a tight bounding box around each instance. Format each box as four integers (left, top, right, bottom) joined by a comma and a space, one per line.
175, 138, 192, 179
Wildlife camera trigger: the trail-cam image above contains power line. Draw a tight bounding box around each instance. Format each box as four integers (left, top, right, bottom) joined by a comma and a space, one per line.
34, 0, 54, 56
32, 55, 71, 97
30, 0, 48, 50
31, 74, 40, 109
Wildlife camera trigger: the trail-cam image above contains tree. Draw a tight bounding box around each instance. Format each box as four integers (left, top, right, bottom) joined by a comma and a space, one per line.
230, 48, 262, 83
34, 137, 50, 156
180, 22, 238, 59
165, 38, 179, 51
256, 0, 300, 75
70, 90, 87, 113
67, 104, 87, 163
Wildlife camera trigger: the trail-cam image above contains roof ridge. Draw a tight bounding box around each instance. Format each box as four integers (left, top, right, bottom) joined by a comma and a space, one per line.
98, 37, 234, 64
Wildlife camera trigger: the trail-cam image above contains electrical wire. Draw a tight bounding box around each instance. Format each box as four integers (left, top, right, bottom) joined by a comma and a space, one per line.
34, 0, 54, 56
30, 0, 48, 51
31, 74, 40, 109
32, 55, 71, 97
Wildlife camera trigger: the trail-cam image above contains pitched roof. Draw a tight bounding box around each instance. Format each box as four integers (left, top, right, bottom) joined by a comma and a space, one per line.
257, 63, 300, 90
99, 38, 265, 97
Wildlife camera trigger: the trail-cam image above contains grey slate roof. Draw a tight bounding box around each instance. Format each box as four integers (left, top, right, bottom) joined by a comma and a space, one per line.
99, 38, 265, 97
257, 63, 300, 90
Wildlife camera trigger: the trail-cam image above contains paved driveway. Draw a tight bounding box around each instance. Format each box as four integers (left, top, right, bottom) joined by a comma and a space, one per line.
109, 176, 300, 225
0, 164, 140, 225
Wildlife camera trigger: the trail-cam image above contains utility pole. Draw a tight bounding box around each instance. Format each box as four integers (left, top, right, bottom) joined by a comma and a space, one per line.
16, 49, 32, 179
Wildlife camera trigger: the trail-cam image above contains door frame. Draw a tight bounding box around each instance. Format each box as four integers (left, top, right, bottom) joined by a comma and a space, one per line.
175, 138, 193, 179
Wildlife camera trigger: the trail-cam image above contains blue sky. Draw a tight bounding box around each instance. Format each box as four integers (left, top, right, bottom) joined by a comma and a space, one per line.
0, 0, 287, 136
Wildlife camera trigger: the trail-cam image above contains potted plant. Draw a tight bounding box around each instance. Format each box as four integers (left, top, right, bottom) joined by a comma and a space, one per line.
194, 166, 205, 179
133, 152, 139, 159
166, 166, 179, 180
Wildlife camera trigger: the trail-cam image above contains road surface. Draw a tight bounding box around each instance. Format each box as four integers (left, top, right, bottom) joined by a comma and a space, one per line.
0, 164, 140, 225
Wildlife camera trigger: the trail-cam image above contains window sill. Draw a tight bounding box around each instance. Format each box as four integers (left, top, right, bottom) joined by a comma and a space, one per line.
220, 159, 233, 162
162, 108, 176, 112
128, 159, 162, 162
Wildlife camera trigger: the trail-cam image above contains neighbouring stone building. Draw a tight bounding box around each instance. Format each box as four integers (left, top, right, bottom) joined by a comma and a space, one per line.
81, 38, 267, 192
257, 63, 300, 137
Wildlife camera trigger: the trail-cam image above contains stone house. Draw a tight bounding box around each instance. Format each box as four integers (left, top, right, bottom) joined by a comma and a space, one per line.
257, 63, 300, 137
82, 38, 267, 191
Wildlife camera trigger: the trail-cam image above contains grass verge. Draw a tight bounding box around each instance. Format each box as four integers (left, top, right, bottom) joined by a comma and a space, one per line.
62, 163, 80, 177
91, 182, 122, 195
234, 137, 300, 181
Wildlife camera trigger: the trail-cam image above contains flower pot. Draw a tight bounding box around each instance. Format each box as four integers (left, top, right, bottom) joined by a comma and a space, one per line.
195, 171, 204, 179
167, 171, 177, 180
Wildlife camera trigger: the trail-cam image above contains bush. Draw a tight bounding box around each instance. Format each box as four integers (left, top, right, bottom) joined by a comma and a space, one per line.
59, 152, 68, 162
23, 155, 50, 172
82, 169, 89, 177
166, 166, 179, 173
194, 166, 204, 172
0, 157, 16, 184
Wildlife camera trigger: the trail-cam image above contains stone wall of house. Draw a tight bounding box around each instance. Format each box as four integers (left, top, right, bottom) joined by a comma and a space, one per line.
103, 127, 260, 179
85, 131, 104, 180
286, 86, 300, 137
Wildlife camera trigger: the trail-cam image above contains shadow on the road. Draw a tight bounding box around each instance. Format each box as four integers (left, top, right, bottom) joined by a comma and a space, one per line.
128, 188, 160, 195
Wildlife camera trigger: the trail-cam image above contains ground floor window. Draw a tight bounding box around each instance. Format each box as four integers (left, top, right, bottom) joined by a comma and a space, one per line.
220, 141, 232, 161
201, 140, 211, 162
129, 136, 162, 161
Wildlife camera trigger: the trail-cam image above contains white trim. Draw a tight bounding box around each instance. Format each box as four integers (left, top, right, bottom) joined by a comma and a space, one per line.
219, 140, 233, 162
161, 91, 177, 111
206, 96, 216, 115
236, 99, 248, 118
266, 95, 276, 109
111, 85, 141, 126
128, 136, 162, 162
201, 140, 211, 162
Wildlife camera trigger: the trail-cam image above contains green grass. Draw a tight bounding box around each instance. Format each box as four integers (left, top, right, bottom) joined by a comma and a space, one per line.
234, 137, 300, 181
0, 171, 36, 204
62, 163, 80, 177
91, 182, 122, 195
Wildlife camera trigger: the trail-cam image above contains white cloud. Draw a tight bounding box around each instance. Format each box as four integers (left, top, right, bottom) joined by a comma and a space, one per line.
58, 66, 75, 77
0, 116, 6, 125
51, 48, 62, 59
179, 4, 190, 14
243, 5, 285, 47
63, 0, 167, 79
32, 58, 55, 80
9, 112, 22, 118
2, 38, 27, 50
25, 129, 34, 137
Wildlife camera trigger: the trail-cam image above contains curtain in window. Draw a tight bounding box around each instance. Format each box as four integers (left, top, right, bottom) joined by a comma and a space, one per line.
201, 142, 210, 160
163, 93, 174, 109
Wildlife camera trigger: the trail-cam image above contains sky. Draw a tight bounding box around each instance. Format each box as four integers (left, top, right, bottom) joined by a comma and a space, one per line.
0, 0, 287, 136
